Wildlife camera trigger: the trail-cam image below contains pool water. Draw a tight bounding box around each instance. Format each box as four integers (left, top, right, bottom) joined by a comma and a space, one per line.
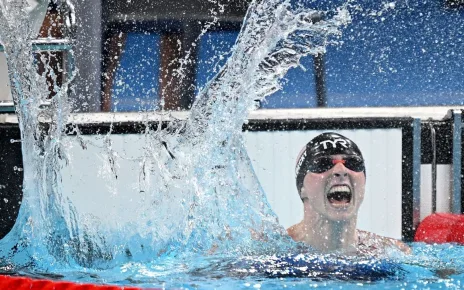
1, 243, 463, 289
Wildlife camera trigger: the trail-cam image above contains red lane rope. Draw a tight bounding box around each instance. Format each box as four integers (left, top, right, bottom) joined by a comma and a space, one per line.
0, 274, 152, 290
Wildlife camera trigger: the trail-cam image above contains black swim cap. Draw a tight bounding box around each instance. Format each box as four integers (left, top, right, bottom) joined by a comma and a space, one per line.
295, 132, 365, 198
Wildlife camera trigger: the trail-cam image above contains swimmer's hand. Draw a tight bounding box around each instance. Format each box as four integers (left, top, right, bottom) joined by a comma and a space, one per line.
392, 239, 412, 255
357, 230, 412, 256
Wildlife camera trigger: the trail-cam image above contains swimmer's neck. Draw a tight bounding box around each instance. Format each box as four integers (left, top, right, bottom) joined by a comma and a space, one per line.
293, 208, 358, 254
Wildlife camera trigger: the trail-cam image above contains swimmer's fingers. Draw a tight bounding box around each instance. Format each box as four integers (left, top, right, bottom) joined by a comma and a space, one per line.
392, 239, 412, 254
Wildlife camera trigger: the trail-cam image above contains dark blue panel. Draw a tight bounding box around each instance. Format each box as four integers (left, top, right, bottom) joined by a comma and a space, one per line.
196, 31, 238, 94
196, 31, 317, 108
325, 1, 464, 107
261, 56, 317, 108
111, 33, 161, 112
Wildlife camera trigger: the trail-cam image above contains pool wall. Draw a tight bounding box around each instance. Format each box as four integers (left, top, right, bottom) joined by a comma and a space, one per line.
53, 127, 402, 238
1, 107, 462, 242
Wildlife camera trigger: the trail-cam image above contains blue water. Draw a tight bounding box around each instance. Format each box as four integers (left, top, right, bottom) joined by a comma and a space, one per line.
1, 243, 463, 289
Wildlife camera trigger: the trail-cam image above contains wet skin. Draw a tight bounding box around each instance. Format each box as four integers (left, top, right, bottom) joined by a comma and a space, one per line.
300, 154, 366, 222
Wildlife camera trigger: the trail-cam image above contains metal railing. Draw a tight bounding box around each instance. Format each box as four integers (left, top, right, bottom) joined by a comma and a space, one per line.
0, 38, 72, 52
0, 38, 73, 113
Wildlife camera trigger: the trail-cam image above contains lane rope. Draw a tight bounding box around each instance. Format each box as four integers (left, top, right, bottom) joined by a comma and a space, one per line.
0, 274, 149, 290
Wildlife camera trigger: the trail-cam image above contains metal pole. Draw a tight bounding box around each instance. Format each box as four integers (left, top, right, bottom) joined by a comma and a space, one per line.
452, 110, 462, 214
429, 123, 437, 213
412, 118, 422, 230
314, 53, 326, 107
71, 0, 103, 112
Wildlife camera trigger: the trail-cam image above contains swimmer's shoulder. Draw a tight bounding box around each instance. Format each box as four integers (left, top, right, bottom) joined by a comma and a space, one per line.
357, 229, 412, 254
287, 222, 305, 242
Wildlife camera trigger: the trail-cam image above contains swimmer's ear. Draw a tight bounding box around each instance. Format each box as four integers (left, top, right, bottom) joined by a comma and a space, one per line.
299, 187, 308, 201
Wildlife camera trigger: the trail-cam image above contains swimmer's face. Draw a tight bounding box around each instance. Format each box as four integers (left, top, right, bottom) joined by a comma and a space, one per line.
300, 154, 366, 221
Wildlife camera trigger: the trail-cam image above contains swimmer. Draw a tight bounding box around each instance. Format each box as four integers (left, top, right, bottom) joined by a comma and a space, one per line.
287, 132, 411, 256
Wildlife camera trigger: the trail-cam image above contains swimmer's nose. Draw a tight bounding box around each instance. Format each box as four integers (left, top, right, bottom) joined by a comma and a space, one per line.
332, 161, 348, 178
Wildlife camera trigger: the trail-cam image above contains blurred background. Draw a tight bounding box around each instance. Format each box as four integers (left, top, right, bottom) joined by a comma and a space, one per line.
1, 0, 463, 111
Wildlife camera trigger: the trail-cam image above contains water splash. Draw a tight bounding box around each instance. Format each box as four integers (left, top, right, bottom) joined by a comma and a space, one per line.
0, 0, 351, 272
168, 0, 352, 255
0, 0, 79, 269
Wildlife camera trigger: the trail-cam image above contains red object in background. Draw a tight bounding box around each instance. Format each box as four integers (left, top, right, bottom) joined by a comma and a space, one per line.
0, 275, 147, 290
415, 213, 464, 244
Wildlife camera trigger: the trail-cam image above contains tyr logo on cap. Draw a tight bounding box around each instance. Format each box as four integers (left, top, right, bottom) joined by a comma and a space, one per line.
318, 139, 349, 150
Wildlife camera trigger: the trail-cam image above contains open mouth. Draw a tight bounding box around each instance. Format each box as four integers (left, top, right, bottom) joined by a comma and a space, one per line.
327, 185, 352, 207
